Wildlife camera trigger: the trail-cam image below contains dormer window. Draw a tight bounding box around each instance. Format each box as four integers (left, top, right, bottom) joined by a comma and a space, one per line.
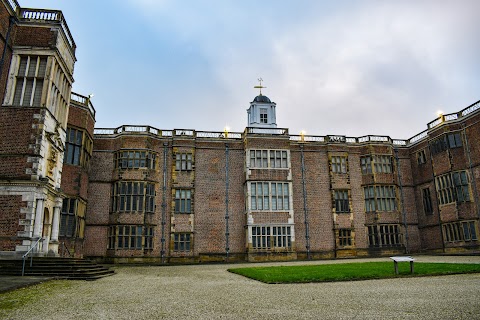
260, 108, 268, 123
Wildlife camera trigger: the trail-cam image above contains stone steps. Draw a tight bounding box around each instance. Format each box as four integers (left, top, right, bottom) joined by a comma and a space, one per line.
0, 257, 115, 280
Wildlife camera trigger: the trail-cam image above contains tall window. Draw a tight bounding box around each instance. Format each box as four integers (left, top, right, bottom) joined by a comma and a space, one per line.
108, 225, 153, 250
367, 224, 403, 248
435, 171, 470, 205
48, 60, 70, 124
13, 56, 47, 107
60, 198, 85, 239
270, 150, 288, 168
338, 229, 352, 247
64, 127, 93, 167
260, 108, 268, 123
360, 156, 372, 174
363, 185, 397, 212
145, 227, 154, 250
145, 184, 155, 213
417, 150, 427, 165
60, 198, 76, 237
250, 182, 290, 211
174, 233, 191, 252
447, 133, 463, 148
175, 189, 192, 213
115, 150, 156, 169
422, 188, 433, 215
334, 190, 350, 213
331, 156, 347, 173
453, 171, 470, 202
175, 153, 193, 171
250, 150, 288, 168
111, 182, 156, 213
443, 221, 477, 242
251, 226, 291, 250
65, 128, 82, 165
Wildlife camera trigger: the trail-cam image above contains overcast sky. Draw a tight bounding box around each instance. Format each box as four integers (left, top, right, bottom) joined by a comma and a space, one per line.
21, 0, 480, 139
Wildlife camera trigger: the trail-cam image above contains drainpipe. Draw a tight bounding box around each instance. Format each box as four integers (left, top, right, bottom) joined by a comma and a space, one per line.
300, 144, 311, 259
160, 142, 168, 263
394, 148, 409, 253
225, 144, 230, 262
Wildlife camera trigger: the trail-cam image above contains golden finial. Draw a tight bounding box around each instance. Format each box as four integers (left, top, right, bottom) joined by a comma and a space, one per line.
254, 78, 266, 95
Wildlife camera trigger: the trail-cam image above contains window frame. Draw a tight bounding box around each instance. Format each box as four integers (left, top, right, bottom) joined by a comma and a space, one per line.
249, 149, 288, 169
334, 189, 350, 213
174, 233, 191, 252
417, 150, 427, 165
259, 108, 268, 124
338, 229, 353, 247
373, 155, 393, 174
250, 182, 290, 211
251, 225, 292, 251
435, 171, 470, 205
331, 156, 348, 174
111, 182, 156, 213
360, 156, 372, 174
108, 225, 152, 250
422, 187, 433, 215
447, 132, 463, 148
64, 127, 93, 168
175, 153, 193, 171
363, 185, 397, 212
174, 189, 192, 214
367, 224, 403, 248
115, 150, 156, 170
60, 198, 76, 238
13, 55, 47, 107
443, 221, 477, 243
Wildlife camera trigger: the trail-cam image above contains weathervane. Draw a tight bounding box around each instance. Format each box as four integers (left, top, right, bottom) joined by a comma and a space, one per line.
254, 78, 266, 95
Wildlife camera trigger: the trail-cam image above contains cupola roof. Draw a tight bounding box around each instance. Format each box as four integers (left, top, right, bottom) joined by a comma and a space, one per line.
253, 94, 271, 103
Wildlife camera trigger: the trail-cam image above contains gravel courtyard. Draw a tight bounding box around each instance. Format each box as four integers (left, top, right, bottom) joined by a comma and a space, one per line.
2, 255, 480, 320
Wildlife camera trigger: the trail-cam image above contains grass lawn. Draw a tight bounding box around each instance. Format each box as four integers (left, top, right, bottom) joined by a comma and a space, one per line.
228, 262, 480, 284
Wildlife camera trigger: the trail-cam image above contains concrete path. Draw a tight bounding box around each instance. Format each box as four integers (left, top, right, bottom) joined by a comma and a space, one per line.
0, 276, 52, 293
1, 255, 480, 319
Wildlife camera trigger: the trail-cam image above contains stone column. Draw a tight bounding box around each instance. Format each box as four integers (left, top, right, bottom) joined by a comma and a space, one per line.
51, 199, 62, 242
32, 198, 45, 253
33, 198, 45, 238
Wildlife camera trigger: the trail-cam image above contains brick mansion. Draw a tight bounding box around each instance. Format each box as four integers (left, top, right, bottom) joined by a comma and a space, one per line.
0, 1, 479, 264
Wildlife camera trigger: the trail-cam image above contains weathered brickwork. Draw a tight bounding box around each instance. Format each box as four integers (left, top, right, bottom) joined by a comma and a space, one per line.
194, 141, 245, 260
0, 3, 15, 100
0, 195, 24, 250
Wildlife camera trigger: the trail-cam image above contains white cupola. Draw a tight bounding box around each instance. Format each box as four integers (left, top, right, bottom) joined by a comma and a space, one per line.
246, 79, 277, 128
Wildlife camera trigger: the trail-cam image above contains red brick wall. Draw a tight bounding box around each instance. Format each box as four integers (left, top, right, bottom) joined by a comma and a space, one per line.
67, 105, 95, 136
0, 195, 24, 250
14, 26, 55, 47
194, 141, 245, 255
291, 144, 335, 254
0, 108, 41, 179
0, 3, 14, 101
83, 226, 107, 257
